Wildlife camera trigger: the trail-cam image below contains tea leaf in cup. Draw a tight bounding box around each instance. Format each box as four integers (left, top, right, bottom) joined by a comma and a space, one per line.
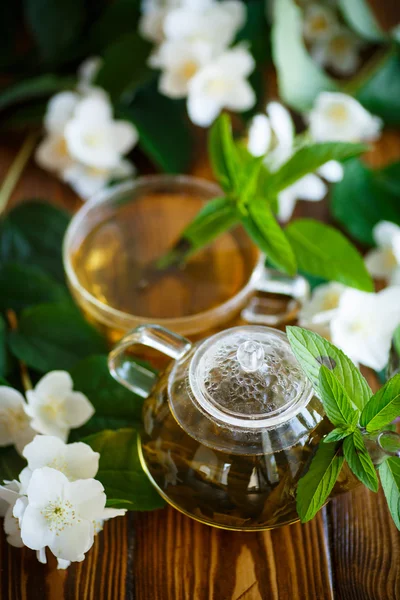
379, 457, 400, 530
296, 442, 344, 522
360, 373, 400, 432
343, 429, 379, 492
319, 365, 360, 427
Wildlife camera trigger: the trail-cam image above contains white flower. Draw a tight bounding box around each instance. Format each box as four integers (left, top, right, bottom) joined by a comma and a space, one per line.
20, 435, 100, 493
139, 0, 180, 43
303, 3, 337, 43
62, 159, 134, 200
0, 480, 24, 547
0, 387, 35, 454
35, 134, 74, 174
163, 0, 246, 52
317, 160, 344, 182
21, 467, 105, 562
187, 45, 255, 127
25, 371, 94, 442
44, 91, 80, 136
77, 57, 103, 94
311, 26, 363, 76
64, 94, 138, 170
247, 102, 327, 220
152, 40, 214, 98
365, 221, 400, 284
308, 92, 383, 143
331, 286, 400, 370
299, 282, 347, 337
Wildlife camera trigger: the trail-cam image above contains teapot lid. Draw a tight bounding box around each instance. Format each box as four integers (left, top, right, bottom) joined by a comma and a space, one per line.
188, 326, 312, 431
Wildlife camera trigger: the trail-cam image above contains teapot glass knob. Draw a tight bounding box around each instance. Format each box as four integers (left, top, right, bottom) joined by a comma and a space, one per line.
236, 341, 265, 372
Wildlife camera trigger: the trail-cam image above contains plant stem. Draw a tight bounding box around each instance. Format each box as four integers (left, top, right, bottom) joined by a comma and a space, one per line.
0, 132, 38, 217
6, 309, 32, 391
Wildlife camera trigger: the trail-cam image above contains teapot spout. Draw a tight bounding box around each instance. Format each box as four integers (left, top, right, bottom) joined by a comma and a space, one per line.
364, 428, 400, 465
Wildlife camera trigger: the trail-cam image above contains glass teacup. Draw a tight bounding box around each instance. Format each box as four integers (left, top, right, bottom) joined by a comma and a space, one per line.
63, 175, 308, 344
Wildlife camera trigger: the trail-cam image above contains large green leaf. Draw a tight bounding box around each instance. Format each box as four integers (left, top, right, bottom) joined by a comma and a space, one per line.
287, 326, 372, 410
69, 355, 153, 440
356, 53, 400, 125
331, 159, 400, 245
96, 33, 153, 102
285, 219, 373, 291
243, 202, 297, 275
84, 428, 165, 511
0, 201, 70, 283
8, 302, 108, 373
319, 365, 359, 427
343, 429, 379, 492
0, 264, 68, 312
297, 442, 344, 522
87, 0, 141, 52
264, 143, 366, 197
23, 0, 86, 63
0, 75, 75, 112
379, 457, 400, 530
271, 0, 337, 111
208, 114, 240, 193
119, 83, 193, 173
360, 373, 400, 432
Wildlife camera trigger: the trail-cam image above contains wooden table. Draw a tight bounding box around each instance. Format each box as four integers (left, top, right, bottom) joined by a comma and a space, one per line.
0, 122, 400, 600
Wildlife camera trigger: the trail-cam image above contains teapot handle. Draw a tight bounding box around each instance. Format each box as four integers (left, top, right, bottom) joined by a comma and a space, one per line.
108, 324, 192, 398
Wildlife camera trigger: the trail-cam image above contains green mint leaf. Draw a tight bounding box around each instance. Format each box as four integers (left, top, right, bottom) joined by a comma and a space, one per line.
272, 0, 337, 111
297, 442, 344, 522
236, 155, 265, 209
332, 158, 400, 246
263, 143, 366, 198
343, 429, 379, 492
319, 365, 359, 427
208, 114, 240, 193
323, 427, 354, 443
8, 301, 108, 373
83, 428, 165, 511
243, 201, 297, 275
285, 218, 373, 292
379, 457, 400, 530
286, 326, 372, 410
360, 373, 400, 432
356, 53, 400, 126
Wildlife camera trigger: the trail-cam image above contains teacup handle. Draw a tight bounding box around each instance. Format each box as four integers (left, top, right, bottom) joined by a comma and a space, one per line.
242, 266, 310, 326
108, 324, 192, 398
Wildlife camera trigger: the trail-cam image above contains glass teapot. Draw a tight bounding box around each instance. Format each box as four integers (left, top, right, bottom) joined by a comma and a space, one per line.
108, 324, 383, 530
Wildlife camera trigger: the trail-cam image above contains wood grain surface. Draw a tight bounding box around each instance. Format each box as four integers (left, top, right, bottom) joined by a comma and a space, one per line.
1, 88, 400, 600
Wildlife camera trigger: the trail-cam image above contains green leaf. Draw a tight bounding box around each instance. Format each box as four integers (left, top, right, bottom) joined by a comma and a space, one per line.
96, 33, 152, 102
83, 429, 165, 511
23, 0, 85, 63
243, 202, 297, 275
208, 113, 240, 193
324, 427, 354, 443
0, 316, 8, 378
0, 264, 68, 312
8, 302, 108, 373
331, 158, 400, 245
297, 442, 344, 522
379, 457, 400, 530
87, 0, 141, 52
0, 75, 75, 112
360, 373, 400, 432
286, 326, 372, 410
0, 446, 26, 484
319, 365, 359, 426
263, 142, 366, 197
356, 53, 400, 126
119, 83, 192, 173
68, 355, 155, 440
343, 429, 379, 492
271, 0, 337, 111
338, 0, 385, 42
285, 219, 373, 292
0, 201, 70, 283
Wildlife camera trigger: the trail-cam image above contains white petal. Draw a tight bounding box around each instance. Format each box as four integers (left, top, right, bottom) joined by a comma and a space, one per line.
45, 92, 79, 135
18, 467, 32, 495
4, 505, 23, 547
77, 57, 102, 94
20, 505, 53, 550
23, 435, 65, 467
33, 371, 73, 403
293, 173, 327, 201
365, 248, 395, 279
26, 467, 69, 508
225, 80, 255, 112
0, 483, 20, 515
63, 443, 100, 480
373, 221, 400, 249
110, 121, 138, 155
57, 558, 71, 570
73, 94, 113, 124
62, 164, 110, 200
37, 547, 47, 564
49, 519, 94, 562
0, 387, 33, 450
248, 115, 272, 157
216, 46, 255, 77
0, 387, 27, 410
64, 479, 106, 520
187, 87, 221, 127
317, 160, 344, 182
278, 189, 297, 222
63, 392, 94, 428
267, 102, 295, 151
35, 135, 73, 174
101, 507, 127, 519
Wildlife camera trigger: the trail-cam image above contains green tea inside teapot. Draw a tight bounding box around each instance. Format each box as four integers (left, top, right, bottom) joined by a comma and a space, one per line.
108, 324, 359, 530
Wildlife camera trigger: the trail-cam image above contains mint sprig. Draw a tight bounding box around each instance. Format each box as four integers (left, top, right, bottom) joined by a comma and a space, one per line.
287, 326, 400, 528
158, 113, 373, 290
